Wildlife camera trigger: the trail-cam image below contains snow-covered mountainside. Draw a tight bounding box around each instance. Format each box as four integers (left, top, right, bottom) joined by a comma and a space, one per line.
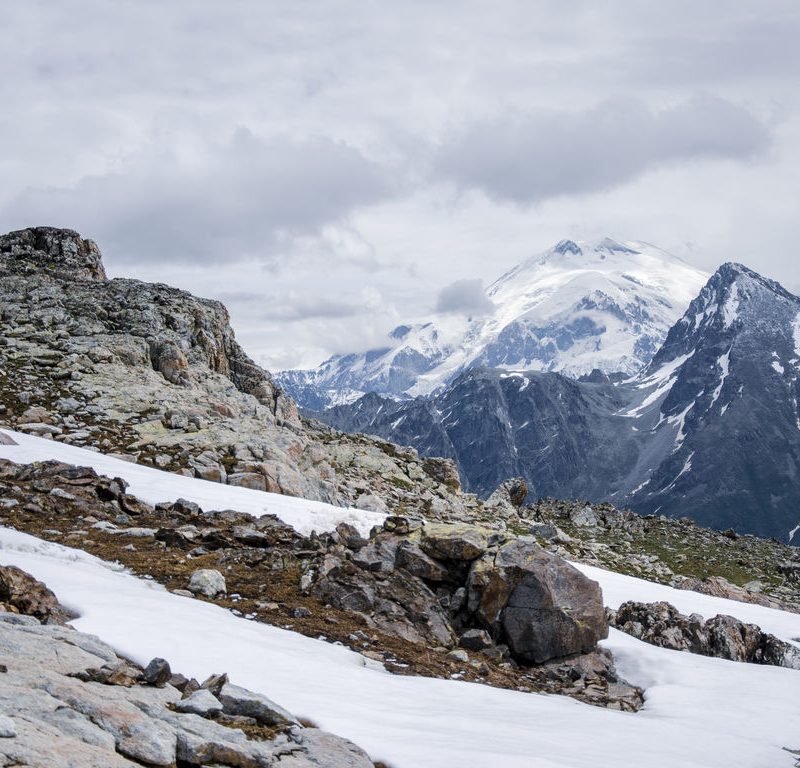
321, 262, 800, 541
278, 238, 709, 409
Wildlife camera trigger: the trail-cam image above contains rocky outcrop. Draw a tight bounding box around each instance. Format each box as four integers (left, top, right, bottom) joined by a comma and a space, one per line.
0, 227, 107, 281
0, 226, 492, 520
609, 601, 800, 670
0, 588, 373, 766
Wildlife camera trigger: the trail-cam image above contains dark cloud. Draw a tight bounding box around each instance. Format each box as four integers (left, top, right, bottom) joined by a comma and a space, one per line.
433, 95, 770, 204
2, 129, 393, 265
435, 278, 494, 315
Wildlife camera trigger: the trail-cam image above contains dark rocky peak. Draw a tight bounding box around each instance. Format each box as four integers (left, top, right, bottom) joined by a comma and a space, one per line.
0, 226, 107, 281
552, 239, 582, 256
646, 261, 800, 375
596, 237, 639, 254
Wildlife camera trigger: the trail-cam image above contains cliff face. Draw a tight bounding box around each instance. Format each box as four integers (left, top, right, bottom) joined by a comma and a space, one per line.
0, 227, 484, 519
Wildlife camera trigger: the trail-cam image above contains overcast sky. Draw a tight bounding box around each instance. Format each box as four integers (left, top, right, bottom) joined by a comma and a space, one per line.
2, 1, 799, 370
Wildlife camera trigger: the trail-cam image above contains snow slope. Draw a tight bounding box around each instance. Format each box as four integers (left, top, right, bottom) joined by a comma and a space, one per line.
0, 430, 798, 767
1, 527, 798, 768
278, 238, 710, 407
0, 429, 384, 538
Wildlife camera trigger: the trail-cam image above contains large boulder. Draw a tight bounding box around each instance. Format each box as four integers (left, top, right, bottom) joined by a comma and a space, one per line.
466, 540, 607, 664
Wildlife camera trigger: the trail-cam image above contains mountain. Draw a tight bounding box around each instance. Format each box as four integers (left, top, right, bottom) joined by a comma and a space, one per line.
277, 238, 709, 410
320, 262, 800, 542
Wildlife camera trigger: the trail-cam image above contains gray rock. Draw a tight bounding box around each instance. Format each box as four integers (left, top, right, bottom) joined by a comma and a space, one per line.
0, 715, 16, 738
188, 569, 226, 598
174, 689, 222, 716
143, 658, 171, 687
218, 682, 300, 727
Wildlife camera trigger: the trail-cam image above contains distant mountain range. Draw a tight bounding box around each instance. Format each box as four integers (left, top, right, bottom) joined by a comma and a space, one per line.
277, 238, 709, 410
313, 259, 800, 543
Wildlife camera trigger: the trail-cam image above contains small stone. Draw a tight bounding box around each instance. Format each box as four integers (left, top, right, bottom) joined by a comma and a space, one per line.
447, 649, 470, 663
143, 657, 171, 687
218, 682, 299, 727
459, 628, 493, 651
289, 606, 311, 619
175, 688, 223, 716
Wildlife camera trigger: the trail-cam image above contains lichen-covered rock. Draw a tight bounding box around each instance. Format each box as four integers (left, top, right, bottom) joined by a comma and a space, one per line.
467, 540, 608, 663
419, 523, 490, 562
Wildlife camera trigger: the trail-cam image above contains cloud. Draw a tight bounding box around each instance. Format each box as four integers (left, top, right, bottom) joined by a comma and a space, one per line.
2, 128, 393, 265
435, 278, 494, 315
433, 95, 771, 204
262, 296, 363, 323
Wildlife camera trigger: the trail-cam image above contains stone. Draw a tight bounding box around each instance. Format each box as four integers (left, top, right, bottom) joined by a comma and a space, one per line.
334, 522, 367, 550
0, 565, 61, 621
352, 535, 399, 574
354, 493, 389, 514
395, 541, 450, 582
467, 540, 608, 664
447, 649, 469, 663
188, 569, 227, 598
143, 658, 172, 687
227, 472, 267, 491
458, 628, 493, 651
570, 505, 598, 527
218, 682, 299, 727
174, 688, 223, 716
486, 477, 529, 509
419, 523, 490, 562
0, 715, 16, 738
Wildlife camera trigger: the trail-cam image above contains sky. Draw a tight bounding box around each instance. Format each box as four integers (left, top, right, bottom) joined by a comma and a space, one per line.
1, 1, 799, 370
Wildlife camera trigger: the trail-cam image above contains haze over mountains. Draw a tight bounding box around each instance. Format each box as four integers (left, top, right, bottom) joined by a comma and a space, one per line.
287, 242, 800, 542
277, 238, 709, 410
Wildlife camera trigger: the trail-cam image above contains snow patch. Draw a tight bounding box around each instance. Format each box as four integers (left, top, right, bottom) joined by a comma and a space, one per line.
722, 281, 740, 328
0, 430, 385, 538
1, 526, 799, 768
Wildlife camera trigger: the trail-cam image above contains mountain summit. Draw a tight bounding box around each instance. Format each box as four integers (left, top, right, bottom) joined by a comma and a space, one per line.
278, 238, 709, 410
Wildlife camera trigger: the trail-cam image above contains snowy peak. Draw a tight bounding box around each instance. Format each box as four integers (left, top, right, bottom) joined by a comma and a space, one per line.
278, 238, 710, 409
647, 262, 800, 375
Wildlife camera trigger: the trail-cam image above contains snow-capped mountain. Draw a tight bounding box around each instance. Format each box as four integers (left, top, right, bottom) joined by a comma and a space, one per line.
321, 262, 800, 541
277, 238, 709, 410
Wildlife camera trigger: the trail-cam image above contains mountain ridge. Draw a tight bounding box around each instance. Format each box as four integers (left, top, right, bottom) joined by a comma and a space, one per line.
277, 237, 709, 409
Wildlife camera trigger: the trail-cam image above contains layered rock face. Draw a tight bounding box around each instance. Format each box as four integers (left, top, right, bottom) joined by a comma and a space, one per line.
0, 227, 486, 518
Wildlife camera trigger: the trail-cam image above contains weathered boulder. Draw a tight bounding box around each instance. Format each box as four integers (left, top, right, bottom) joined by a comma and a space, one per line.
486, 477, 529, 509
187, 569, 226, 598
467, 540, 608, 663
0, 566, 62, 622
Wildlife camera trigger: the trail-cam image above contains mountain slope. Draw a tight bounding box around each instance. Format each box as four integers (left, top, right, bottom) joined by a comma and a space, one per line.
278, 238, 709, 409
321, 262, 800, 541
621, 262, 800, 537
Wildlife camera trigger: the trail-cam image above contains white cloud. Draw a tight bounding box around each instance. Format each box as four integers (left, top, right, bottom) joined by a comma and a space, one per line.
0, 0, 798, 370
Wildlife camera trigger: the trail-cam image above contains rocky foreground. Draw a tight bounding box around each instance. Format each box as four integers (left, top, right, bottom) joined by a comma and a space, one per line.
0, 566, 372, 767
